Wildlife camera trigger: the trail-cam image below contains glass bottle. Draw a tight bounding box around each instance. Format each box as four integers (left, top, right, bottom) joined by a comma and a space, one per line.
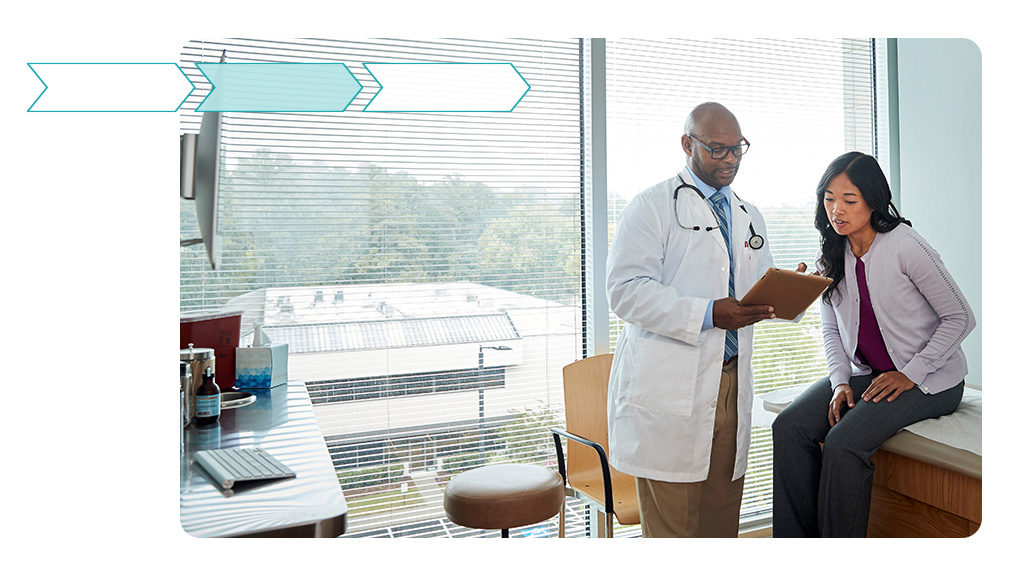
195, 366, 221, 426
180, 361, 191, 428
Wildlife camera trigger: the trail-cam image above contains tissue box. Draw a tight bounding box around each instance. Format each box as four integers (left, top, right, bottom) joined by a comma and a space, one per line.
234, 343, 288, 388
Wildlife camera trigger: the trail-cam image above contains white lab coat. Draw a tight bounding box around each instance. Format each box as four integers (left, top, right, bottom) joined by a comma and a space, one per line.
606, 170, 774, 483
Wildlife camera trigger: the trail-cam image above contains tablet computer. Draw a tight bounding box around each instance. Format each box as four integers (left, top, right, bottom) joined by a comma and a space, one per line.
739, 267, 833, 320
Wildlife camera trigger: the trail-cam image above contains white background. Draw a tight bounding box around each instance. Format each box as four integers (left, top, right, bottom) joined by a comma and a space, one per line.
1, 1, 1015, 572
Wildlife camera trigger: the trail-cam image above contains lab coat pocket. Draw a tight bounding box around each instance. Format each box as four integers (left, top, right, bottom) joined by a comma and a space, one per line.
626, 336, 699, 417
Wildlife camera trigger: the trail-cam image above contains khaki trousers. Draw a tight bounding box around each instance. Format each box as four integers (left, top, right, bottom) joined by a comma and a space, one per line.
636, 359, 744, 537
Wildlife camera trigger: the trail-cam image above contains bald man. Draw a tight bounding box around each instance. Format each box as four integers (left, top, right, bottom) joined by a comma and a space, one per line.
607, 103, 793, 537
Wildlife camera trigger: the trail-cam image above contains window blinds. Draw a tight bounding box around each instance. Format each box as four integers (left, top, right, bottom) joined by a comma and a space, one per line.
603, 38, 887, 523
179, 37, 887, 536
179, 39, 587, 538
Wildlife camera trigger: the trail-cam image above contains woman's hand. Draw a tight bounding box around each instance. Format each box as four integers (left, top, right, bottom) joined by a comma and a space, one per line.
862, 371, 916, 403
828, 384, 855, 427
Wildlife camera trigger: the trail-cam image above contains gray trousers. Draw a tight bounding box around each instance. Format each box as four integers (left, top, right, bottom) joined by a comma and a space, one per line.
771, 373, 963, 537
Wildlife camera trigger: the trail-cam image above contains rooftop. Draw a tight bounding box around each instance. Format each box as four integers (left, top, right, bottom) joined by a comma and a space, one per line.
245, 312, 520, 354
226, 281, 575, 353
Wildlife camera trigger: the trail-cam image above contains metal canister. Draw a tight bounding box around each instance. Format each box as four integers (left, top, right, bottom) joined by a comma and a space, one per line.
180, 344, 215, 426
180, 361, 190, 435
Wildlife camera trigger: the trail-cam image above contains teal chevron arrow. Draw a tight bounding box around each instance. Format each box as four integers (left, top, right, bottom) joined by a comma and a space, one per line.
195, 63, 362, 112
362, 63, 530, 112
27, 63, 194, 112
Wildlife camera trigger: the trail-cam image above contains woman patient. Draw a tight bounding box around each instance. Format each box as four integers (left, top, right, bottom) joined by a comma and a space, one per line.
771, 152, 975, 537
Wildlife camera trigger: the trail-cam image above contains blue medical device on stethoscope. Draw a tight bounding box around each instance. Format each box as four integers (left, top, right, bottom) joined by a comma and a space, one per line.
672, 174, 764, 250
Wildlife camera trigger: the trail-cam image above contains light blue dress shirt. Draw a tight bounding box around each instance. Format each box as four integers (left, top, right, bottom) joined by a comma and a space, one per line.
685, 165, 733, 332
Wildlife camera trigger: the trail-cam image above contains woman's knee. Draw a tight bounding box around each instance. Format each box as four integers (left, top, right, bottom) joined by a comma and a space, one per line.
772, 377, 833, 443
771, 406, 793, 434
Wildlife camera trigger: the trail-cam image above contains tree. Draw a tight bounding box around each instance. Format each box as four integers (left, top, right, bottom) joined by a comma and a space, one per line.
495, 403, 561, 464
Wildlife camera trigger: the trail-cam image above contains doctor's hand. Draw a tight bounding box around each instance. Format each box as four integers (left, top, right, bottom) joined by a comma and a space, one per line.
712, 298, 775, 330
862, 371, 916, 403
828, 384, 856, 427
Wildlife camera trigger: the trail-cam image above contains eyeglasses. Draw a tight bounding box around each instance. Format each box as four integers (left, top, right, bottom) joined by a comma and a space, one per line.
687, 135, 751, 160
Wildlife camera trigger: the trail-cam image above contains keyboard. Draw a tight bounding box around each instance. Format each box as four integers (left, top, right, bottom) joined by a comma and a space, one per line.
194, 448, 296, 490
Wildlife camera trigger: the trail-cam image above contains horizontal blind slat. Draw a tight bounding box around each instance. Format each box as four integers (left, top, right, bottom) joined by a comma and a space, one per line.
181, 39, 584, 538
603, 38, 883, 520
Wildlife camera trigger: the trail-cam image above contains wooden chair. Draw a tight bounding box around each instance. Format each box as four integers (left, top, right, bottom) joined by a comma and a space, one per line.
551, 354, 640, 537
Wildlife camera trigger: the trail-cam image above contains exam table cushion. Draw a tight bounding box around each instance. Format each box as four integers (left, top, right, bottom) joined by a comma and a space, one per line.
759, 385, 981, 480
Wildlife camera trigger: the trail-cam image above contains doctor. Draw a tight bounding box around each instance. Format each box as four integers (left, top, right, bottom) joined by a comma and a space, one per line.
607, 102, 800, 537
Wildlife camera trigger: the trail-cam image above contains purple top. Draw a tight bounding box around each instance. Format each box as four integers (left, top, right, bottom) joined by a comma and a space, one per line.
854, 257, 896, 373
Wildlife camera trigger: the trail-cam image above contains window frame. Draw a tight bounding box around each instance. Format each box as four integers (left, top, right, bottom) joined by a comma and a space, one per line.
179, 37, 889, 536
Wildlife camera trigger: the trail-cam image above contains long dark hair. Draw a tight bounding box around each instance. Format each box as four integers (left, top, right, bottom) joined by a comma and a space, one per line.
815, 152, 910, 305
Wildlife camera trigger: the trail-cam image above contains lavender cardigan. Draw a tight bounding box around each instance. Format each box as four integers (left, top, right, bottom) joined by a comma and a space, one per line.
817, 224, 975, 395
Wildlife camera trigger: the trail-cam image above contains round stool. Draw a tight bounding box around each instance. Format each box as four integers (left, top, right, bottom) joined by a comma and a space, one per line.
444, 463, 564, 538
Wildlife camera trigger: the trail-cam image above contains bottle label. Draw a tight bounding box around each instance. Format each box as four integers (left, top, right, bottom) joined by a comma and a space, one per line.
196, 395, 220, 418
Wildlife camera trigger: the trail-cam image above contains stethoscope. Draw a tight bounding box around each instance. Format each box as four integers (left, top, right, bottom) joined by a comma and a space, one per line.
672, 174, 764, 250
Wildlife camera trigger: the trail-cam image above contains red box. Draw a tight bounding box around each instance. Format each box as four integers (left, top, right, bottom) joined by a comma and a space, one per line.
180, 310, 242, 390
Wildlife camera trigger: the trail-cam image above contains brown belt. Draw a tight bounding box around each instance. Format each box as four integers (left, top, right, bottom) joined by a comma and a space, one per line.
723, 356, 737, 367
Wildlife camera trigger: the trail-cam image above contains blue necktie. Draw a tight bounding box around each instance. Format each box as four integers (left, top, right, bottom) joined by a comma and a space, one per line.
710, 192, 737, 362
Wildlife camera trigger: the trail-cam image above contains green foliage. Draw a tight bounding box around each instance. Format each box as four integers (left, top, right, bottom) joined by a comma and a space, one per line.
337, 464, 405, 491
495, 402, 561, 463
440, 452, 487, 473
477, 195, 580, 301
181, 149, 581, 311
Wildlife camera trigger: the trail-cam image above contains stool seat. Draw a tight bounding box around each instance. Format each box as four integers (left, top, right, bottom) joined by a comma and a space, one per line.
444, 464, 564, 531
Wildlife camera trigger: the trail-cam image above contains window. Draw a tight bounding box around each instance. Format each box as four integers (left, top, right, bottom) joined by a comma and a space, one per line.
179, 39, 586, 537
601, 39, 887, 524
180, 38, 886, 536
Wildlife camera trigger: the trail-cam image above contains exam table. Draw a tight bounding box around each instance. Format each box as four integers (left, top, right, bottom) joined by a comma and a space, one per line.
759, 385, 981, 537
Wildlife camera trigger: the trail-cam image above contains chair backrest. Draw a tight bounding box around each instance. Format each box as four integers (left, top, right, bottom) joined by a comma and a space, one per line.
562, 354, 630, 483
562, 354, 613, 457
561, 353, 640, 526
